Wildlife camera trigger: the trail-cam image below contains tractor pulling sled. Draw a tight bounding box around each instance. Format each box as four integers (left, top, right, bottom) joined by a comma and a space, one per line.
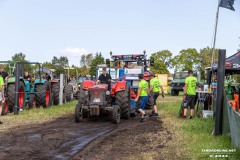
75, 51, 154, 124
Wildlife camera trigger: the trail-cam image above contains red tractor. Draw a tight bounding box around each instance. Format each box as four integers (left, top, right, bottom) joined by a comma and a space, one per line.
75, 67, 130, 123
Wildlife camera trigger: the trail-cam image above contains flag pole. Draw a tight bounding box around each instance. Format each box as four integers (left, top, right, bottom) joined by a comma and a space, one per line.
211, 0, 222, 66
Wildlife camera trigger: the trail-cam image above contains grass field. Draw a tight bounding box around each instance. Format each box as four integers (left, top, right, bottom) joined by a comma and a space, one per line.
158, 97, 240, 159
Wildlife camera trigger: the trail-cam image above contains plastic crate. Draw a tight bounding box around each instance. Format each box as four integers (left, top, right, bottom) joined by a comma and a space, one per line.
202, 110, 214, 118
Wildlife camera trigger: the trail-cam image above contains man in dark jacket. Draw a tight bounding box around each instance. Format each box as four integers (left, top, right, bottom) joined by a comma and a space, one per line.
97, 68, 112, 91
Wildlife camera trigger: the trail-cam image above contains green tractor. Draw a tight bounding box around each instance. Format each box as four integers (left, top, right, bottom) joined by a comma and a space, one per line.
4, 62, 52, 115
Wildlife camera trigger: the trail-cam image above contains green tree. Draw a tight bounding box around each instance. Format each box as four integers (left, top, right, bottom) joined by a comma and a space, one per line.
151, 50, 173, 68
11, 52, 33, 72
80, 53, 93, 68
42, 61, 54, 69
85, 53, 93, 68
172, 48, 200, 72
51, 56, 69, 75
79, 65, 89, 75
80, 55, 86, 67
150, 60, 169, 74
89, 52, 105, 76
12, 52, 26, 62
199, 47, 218, 79
52, 56, 69, 67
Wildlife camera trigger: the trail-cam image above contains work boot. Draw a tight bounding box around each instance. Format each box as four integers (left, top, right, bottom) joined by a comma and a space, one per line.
181, 116, 187, 120
144, 114, 149, 118
149, 111, 155, 117
140, 114, 148, 122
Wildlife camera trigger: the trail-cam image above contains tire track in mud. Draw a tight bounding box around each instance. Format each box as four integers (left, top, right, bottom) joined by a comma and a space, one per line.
0, 116, 118, 160
49, 126, 114, 160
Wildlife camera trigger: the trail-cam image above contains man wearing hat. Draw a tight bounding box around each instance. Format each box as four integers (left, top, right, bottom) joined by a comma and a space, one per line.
183, 70, 198, 119
148, 72, 164, 117
97, 67, 112, 91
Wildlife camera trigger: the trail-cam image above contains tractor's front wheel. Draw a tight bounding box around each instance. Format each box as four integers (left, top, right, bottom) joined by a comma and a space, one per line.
112, 105, 121, 124
115, 86, 130, 119
64, 85, 73, 102
79, 88, 88, 104
75, 103, 83, 122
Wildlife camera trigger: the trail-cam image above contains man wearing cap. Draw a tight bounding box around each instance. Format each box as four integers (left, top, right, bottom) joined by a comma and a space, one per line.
134, 74, 149, 122
97, 67, 112, 91
183, 70, 198, 119
148, 72, 164, 117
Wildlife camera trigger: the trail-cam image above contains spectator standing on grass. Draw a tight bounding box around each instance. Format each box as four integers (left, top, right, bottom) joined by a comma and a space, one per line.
0, 74, 5, 124
134, 74, 149, 122
183, 70, 198, 119
148, 72, 164, 117
0, 65, 9, 82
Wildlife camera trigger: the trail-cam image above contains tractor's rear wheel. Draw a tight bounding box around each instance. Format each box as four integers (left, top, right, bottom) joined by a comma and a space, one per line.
7, 82, 25, 113
112, 105, 121, 124
35, 82, 51, 108
79, 88, 88, 105
64, 85, 73, 102
28, 94, 36, 109
115, 86, 130, 119
75, 103, 83, 122
52, 82, 60, 105
1, 98, 8, 115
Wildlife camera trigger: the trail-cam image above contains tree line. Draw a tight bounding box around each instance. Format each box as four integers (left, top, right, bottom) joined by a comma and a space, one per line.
4, 47, 222, 79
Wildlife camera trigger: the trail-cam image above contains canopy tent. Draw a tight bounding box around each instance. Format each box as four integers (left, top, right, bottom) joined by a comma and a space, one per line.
212, 51, 240, 74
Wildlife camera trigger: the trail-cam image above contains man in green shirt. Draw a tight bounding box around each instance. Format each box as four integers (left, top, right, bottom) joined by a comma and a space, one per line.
148, 72, 164, 117
0, 74, 5, 124
183, 70, 198, 119
134, 74, 148, 122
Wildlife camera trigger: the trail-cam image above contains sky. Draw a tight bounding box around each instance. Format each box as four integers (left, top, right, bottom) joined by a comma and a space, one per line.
0, 0, 239, 73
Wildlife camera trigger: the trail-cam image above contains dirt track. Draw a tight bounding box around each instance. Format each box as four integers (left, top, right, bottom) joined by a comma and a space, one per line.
0, 111, 180, 160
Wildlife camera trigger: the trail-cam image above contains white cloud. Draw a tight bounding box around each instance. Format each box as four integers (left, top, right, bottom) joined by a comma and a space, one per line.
60, 48, 89, 57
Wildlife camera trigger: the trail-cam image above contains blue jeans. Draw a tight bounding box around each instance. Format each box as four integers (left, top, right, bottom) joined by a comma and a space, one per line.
136, 96, 148, 110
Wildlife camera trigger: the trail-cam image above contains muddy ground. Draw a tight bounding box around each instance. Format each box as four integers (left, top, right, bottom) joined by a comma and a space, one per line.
0, 98, 183, 160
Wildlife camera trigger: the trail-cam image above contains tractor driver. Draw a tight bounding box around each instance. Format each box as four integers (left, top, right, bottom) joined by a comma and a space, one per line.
97, 67, 112, 91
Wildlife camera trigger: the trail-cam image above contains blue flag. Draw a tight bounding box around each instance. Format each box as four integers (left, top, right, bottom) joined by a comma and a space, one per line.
219, 0, 235, 11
